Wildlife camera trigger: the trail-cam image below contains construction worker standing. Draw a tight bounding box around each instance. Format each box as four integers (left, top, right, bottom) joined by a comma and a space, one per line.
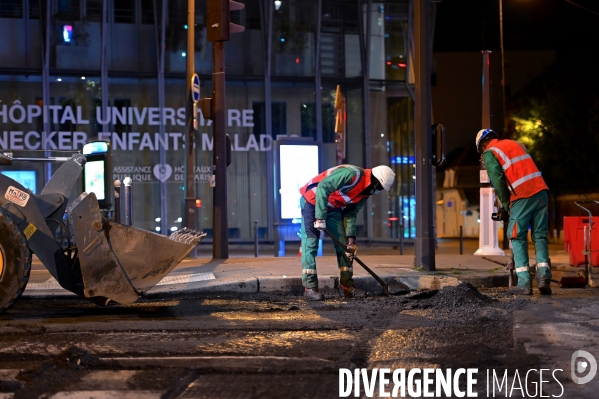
476, 129, 552, 295
298, 164, 395, 301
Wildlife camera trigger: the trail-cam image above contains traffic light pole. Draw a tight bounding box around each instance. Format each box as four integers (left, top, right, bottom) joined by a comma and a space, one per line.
212, 41, 228, 259
414, 0, 435, 271
184, 0, 197, 235
204, 0, 244, 259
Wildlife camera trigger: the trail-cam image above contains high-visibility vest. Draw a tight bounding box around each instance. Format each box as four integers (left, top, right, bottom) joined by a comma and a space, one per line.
299, 165, 372, 209
486, 139, 548, 202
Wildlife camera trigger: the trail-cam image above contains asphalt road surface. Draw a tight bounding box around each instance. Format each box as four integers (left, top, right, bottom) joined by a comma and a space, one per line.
1, 283, 599, 399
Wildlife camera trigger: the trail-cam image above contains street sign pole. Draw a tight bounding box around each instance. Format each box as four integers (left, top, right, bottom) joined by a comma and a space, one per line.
184, 1, 197, 240
213, 42, 228, 259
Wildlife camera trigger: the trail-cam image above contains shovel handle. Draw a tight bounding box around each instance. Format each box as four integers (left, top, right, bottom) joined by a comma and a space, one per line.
323, 228, 389, 294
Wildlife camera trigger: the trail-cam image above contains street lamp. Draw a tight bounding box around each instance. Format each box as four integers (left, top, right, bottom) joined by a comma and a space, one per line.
499, 0, 506, 136
499, 0, 508, 249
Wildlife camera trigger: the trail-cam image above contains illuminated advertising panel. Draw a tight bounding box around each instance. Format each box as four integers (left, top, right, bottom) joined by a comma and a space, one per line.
279, 144, 319, 220
84, 160, 105, 201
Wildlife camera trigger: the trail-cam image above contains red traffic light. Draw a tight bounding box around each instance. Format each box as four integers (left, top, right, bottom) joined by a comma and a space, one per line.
195, 199, 202, 208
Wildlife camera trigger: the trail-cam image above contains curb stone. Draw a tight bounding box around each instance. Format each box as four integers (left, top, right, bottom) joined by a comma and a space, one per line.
21, 273, 508, 302
397, 275, 461, 291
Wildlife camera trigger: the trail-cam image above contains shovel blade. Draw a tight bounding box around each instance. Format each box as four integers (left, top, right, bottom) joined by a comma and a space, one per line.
68, 193, 205, 304
107, 224, 204, 292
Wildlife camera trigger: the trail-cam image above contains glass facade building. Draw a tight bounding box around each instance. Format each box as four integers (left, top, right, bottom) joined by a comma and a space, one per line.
0, 0, 417, 242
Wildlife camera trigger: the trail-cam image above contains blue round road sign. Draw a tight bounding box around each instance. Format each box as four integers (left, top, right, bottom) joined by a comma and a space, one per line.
191, 74, 200, 103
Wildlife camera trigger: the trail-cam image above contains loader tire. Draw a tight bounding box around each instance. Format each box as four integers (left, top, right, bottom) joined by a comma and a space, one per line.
0, 212, 32, 313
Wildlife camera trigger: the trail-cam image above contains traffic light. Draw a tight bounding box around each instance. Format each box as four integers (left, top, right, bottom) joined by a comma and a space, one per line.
195, 199, 202, 208
206, 0, 245, 42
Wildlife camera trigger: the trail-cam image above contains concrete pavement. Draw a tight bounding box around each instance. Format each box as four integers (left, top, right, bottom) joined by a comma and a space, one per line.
22, 238, 585, 300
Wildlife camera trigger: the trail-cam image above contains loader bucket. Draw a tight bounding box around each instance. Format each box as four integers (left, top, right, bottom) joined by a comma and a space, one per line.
68, 192, 205, 305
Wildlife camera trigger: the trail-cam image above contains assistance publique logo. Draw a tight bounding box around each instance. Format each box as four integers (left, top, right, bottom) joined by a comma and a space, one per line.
338, 350, 597, 398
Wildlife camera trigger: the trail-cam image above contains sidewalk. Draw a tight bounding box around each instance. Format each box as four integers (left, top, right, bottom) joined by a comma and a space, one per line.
22, 239, 578, 300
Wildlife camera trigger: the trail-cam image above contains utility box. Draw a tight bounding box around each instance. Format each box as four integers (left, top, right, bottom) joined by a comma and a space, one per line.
563, 216, 599, 267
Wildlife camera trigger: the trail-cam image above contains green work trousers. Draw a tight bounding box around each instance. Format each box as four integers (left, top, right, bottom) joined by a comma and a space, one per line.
300, 198, 354, 289
508, 190, 551, 288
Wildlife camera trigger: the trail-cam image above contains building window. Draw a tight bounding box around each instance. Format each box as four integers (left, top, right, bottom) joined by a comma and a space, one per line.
384, 3, 409, 81
29, 1, 39, 19
300, 102, 335, 143
86, 0, 102, 22
244, 0, 260, 30
0, 0, 23, 18
252, 102, 287, 138
114, 0, 134, 23
113, 99, 131, 134
56, 0, 81, 20
56, 97, 77, 132
320, 33, 345, 77
140, 0, 154, 25
388, 96, 416, 239
300, 103, 316, 140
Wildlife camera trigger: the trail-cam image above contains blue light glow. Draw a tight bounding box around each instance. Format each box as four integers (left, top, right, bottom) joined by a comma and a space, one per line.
62, 25, 73, 43
391, 155, 415, 165
1, 170, 37, 194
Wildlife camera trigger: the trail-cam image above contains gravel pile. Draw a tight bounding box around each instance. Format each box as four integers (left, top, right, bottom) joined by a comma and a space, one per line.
400, 283, 490, 310
397, 283, 530, 326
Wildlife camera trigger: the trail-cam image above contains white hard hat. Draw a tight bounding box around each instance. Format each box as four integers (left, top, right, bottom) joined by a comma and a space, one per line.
371, 165, 395, 191
475, 129, 498, 153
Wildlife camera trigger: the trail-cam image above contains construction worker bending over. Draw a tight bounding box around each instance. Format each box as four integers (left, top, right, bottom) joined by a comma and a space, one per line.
476, 129, 552, 295
298, 164, 396, 301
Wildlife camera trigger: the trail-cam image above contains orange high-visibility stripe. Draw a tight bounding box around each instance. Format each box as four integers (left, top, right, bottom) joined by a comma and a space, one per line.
511, 221, 519, 239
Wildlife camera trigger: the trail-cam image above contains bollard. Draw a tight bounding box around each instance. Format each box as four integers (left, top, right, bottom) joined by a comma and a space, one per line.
254, 220, 259, 257
113, 180, 121, 223
399, 223, 404, 255
459, 225, 464, 255
123, 177, 132, 226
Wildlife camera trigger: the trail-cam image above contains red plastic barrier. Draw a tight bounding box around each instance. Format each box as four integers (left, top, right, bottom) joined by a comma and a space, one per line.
564, 216, 599, 267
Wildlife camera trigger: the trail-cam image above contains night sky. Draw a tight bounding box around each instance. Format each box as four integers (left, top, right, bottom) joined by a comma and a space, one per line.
431, 0, 599, 155
433, 0, 599, 64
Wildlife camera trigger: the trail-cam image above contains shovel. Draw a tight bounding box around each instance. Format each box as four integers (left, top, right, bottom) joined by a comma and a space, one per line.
323, 228, 406, 295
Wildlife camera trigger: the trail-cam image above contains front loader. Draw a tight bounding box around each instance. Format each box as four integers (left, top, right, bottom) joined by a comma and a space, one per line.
0, 150, 205, 313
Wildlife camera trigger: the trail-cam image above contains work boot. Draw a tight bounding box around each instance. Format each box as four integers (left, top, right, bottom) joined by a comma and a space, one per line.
508, 285, 533, 295
537, 279, 552, 295
303, 288, 324, 301
535, 263, 552, 295
340, 284, 366, 299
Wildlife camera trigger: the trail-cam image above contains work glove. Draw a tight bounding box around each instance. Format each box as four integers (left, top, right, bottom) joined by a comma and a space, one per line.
345, 237, 358, 260
345, 243, 359, 260
314, 219, 326, 231
492, 207, 510, 223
